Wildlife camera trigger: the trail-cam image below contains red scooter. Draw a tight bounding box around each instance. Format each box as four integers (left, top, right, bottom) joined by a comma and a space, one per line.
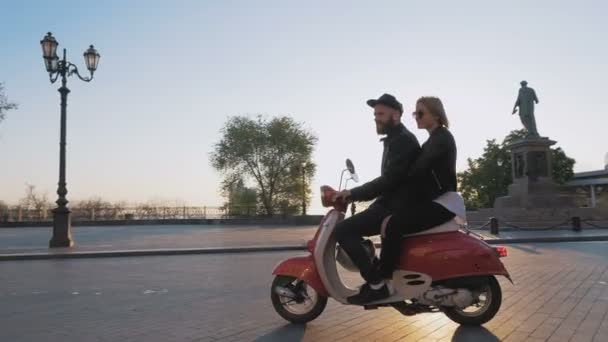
271, 159, 512, 325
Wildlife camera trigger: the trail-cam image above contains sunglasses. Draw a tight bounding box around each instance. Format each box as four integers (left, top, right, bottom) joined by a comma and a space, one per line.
412, 110, 425, 119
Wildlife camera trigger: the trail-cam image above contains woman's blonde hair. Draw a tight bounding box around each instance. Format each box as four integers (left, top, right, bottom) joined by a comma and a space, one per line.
417, 96, 449, 128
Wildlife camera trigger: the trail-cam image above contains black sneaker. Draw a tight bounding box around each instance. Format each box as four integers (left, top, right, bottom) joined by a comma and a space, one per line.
347, 282, 390, 305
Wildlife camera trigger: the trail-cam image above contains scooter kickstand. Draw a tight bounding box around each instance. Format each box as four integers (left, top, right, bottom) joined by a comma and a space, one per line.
390, 301, 425, 316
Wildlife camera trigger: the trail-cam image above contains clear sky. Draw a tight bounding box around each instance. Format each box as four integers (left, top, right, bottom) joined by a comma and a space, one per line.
1, 0, 607, 214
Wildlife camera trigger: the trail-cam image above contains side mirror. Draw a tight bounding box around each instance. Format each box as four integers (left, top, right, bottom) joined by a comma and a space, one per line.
346, 159, 356, 174
345, 158, 359, 183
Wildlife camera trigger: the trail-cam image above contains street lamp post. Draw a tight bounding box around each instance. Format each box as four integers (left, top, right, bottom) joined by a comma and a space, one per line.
40, 32, 100, 248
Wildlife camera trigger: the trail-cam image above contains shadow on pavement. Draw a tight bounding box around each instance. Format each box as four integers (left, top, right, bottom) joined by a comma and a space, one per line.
508, 244, 542, 254
254, 324, 306, 341
451, 325, 499, 342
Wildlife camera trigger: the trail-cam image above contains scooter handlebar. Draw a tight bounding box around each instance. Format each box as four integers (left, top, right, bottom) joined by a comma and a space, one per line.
320, 185, 348, 212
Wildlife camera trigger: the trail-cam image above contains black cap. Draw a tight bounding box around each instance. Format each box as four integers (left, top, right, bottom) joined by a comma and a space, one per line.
366, 93, 403, 114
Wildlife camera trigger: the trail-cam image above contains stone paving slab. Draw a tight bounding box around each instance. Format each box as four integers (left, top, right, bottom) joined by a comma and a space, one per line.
1, 242, 607, 341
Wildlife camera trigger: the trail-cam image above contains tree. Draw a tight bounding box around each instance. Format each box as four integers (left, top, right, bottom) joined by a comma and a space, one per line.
71, 197, 116, 220
0, 82, 18, 124
221, 177, 258, 216
458, 129, 575, 209
17, 184, 53, 220
133, 199, 188, 220
0, 200, 9, 221
72, 197, 114, 211
19, 184, 52, 210
211, 115, 317, 216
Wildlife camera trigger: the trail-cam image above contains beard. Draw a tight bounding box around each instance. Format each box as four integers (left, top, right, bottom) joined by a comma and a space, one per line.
376, 117, 398, 135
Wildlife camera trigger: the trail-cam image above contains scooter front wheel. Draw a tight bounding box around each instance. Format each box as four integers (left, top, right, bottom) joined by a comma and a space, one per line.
271, 275, 328, 324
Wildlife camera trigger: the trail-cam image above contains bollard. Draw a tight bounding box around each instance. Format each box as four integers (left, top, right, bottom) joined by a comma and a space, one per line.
572, 216, 581, 232
490, 217, 499, 235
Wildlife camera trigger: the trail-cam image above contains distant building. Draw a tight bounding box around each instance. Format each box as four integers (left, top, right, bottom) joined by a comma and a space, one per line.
565, 156, 608, 208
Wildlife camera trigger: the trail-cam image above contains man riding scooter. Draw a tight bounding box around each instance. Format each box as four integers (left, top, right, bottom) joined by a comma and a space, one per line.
271, 98, 509, 322
333, 93, 437, 304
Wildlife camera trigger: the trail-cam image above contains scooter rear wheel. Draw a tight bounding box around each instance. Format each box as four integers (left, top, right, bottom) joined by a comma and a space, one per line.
271, 275, 328, 324
443, 275, 502, 326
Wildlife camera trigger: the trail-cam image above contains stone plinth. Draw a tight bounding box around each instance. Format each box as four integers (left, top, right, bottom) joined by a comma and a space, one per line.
494, 137, 577, 209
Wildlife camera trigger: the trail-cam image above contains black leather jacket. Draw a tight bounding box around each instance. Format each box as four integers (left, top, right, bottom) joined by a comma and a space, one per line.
408, 126, 457, 199
349, 123, 427, 211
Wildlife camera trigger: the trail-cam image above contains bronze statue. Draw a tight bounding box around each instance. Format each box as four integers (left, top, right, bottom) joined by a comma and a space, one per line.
512, 80, 539, 137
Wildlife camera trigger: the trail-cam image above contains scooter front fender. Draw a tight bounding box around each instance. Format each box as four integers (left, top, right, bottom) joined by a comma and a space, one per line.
272, 255, 329, 297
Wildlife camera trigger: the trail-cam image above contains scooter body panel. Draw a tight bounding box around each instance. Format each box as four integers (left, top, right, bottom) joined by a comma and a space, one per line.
397, 231, 511, 282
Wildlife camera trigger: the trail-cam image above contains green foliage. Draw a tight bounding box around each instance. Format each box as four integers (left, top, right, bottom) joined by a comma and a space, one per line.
225, 179, 257, 207
210, 115, 317, 216
458, 129, 575, 209
221, 177, 258, 216
551, 147, 575, 184
457, 139, 511, 210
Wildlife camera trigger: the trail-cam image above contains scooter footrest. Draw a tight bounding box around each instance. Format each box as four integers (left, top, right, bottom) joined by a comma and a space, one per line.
390, 302, 431, 316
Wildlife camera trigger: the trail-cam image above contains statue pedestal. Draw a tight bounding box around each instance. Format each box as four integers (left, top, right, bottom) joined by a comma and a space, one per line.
494, 137, 576, 209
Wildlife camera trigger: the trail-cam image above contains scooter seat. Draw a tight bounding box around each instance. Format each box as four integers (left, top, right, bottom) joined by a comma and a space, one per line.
402, 217, 464, 237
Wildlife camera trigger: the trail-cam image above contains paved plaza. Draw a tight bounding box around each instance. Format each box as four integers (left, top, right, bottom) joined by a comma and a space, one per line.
1, 225, 607, 256
1, 241, 607, 341
0, 225, 318, 254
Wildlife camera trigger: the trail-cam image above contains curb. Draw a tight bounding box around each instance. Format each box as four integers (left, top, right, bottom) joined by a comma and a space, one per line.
0, 245, 307, 261
1, 236, 608, 261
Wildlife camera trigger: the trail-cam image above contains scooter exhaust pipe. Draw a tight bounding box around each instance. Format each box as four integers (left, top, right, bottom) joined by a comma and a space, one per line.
274, 286, 297, 299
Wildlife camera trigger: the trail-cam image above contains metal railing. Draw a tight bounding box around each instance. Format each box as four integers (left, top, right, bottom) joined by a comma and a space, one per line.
0, 205, 295, 223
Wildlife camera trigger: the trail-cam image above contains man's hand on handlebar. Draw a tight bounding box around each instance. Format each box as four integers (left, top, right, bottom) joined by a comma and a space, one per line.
332, 190, 352, 203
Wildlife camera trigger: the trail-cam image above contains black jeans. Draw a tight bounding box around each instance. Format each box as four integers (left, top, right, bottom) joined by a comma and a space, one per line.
378, 201, 455, 278
334, 206, 390, 284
